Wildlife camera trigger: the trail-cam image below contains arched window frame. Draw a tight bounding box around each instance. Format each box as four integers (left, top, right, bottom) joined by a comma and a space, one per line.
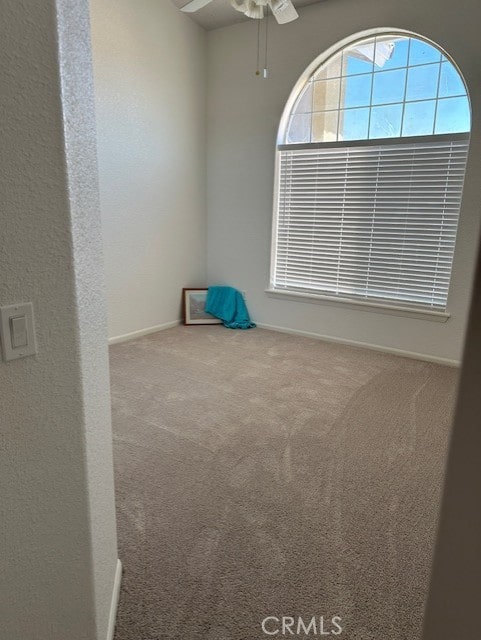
269, 28, 471, 317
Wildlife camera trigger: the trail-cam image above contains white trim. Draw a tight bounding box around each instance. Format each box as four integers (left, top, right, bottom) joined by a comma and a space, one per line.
256, 322, 461, 367
106, 559, 122, 640
278, 131, 470, 151
108, 320, 181, 345
265, 289, 451, 322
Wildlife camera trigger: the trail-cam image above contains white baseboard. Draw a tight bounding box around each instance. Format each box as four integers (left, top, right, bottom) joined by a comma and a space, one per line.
106, 559, 122, 640
108, 320, 181, 345
256, 322, 461, 367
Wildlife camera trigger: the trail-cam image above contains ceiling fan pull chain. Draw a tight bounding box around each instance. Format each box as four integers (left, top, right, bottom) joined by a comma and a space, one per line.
256, 17, 261, 76
263, 5, 269, 78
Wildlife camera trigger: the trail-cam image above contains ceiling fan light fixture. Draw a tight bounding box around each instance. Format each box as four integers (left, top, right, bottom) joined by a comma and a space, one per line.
244, 1, 265, 19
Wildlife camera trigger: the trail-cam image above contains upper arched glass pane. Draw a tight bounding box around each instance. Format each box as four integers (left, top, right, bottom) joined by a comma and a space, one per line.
284, 33, 470, 144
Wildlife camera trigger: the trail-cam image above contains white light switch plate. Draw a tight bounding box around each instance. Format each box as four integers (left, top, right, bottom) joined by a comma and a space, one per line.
0, 302, 37, 362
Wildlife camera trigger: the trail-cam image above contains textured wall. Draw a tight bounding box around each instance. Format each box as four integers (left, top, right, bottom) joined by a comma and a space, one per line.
90, 0, 207, 340
57, 1, 120, 637
0, 1, 118, 638
206, 0, 481, 363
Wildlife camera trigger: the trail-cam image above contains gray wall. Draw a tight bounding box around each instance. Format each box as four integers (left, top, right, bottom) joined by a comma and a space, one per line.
90, 0, 207, 341
206, 0, 481, 363
0, 1, 118, 638
423, 247, 481, 638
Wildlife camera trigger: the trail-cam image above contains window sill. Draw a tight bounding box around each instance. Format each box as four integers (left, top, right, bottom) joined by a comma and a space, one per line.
265, 289, 450, 323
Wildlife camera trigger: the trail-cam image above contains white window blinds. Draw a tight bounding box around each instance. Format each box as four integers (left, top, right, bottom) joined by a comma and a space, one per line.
272, 135, 469, 310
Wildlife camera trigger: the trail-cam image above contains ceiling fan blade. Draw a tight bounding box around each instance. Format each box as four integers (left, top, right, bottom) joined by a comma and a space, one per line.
269, 0, 299, 24
181, 0, 214, 12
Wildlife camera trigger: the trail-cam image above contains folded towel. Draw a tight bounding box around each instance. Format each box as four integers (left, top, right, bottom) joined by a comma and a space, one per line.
205, 286, 256, 330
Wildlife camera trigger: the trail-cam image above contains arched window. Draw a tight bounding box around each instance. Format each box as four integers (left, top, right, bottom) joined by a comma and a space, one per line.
270, 31, 471, 313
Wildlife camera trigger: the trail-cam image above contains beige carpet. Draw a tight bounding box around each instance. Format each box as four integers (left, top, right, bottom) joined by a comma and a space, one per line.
110, 325, 458, 640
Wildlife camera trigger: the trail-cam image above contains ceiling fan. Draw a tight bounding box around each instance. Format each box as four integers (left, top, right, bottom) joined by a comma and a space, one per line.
181, 0, 299, 24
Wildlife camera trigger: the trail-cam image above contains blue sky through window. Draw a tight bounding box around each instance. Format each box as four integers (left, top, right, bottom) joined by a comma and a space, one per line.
286, 34, 470, 144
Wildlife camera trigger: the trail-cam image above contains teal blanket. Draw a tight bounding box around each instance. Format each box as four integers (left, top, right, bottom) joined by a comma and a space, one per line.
205, 286, 256, 330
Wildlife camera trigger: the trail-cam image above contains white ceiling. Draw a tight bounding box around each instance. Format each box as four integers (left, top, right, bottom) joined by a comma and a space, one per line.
171, 0, 325, 30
